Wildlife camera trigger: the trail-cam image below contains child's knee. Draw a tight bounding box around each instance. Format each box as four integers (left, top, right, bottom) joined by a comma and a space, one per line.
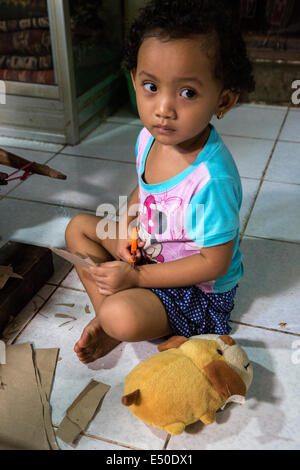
65, 214, 87, 244
98, 296, 139, 341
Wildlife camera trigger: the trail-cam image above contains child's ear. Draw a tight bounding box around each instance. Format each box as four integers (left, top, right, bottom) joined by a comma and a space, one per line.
130, 69, 137, 92
217, 89, 240, 118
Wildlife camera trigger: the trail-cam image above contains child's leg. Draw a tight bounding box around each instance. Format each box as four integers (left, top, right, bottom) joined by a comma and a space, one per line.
65, 214, 172, 363
65, 213, 123, 360
65, 213, 118, 313
74, 287, 172, 363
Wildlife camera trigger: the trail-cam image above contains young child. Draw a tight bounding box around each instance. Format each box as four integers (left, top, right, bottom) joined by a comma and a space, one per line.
65, 0, 255, 364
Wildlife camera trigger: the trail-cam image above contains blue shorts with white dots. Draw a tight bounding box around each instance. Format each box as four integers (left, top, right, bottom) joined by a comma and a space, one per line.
150, 284, 238, 337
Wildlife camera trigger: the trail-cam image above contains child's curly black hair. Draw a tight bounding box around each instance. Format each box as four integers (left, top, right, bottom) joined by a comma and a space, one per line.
124, 0, 255, 94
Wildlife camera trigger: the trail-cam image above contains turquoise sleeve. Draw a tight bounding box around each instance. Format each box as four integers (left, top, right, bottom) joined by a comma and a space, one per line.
135, 129, 143, 175
185, 178, 241, 248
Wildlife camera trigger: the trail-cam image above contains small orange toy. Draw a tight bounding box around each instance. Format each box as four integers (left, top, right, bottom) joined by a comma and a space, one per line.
130, 227, 138, 268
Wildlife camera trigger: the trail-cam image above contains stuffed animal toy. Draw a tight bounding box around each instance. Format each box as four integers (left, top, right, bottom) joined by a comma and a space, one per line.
122, 334, 253, 435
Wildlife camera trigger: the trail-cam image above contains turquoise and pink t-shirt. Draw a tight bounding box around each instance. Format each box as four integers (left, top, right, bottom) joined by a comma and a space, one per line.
135, 124, 243, 294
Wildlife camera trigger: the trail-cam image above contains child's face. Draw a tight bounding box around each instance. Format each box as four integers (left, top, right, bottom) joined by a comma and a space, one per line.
131, 35, 236, 150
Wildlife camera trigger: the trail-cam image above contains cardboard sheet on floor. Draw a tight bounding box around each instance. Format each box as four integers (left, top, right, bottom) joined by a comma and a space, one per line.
0, 264, 23, 289
34, 347, 60, 450
0, 342, 59, 450
56, 379, 110, 446
48, 246, 96, 268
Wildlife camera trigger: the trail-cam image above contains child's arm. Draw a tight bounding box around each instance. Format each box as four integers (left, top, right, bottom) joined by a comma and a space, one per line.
88, 239, 234, 295
136, 240, 235, 288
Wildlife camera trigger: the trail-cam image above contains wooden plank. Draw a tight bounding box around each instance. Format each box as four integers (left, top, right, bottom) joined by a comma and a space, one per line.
4, 81, 60, 100
248, 47, 300, 64
0, 241, 54, 333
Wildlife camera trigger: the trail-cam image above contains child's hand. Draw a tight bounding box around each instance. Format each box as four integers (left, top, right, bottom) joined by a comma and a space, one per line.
116, 237, 145, 264
88, 261, 139, 296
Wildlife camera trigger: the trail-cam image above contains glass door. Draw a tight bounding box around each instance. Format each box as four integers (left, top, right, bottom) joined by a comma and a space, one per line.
69, 0, 124, 97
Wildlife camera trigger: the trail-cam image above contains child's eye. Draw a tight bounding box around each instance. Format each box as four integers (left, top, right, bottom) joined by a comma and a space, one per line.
144, 82, 157, 93
181, 89, 196, 99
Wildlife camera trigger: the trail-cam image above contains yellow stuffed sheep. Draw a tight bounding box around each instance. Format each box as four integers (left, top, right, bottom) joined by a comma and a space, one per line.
122, 334, 253, 435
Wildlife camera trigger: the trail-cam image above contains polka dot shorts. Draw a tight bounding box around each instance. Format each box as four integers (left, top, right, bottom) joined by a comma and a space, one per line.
150, 284, 238, 337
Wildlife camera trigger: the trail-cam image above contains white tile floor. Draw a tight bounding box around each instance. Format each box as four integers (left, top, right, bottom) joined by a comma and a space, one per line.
1, 103, 300, 450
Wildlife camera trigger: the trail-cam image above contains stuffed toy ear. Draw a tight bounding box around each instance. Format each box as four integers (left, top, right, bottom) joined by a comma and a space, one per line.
157, 336, 188, 352
203, 360, 246, 400
218, 335, 236, 346
122, 389, 140, 406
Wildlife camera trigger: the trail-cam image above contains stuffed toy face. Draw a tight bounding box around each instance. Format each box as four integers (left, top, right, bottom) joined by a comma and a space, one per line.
122, 334, 253, 435
190, 334, 253, 392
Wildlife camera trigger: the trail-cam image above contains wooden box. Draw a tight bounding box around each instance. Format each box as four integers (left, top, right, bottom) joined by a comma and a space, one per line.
0, 241, 54, 333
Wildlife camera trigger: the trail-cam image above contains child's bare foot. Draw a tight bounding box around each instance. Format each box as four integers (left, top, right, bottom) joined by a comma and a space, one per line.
74, 317, 120, 364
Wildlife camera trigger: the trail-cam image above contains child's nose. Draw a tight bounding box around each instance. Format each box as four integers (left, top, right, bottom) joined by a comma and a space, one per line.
155, 96, 176, 120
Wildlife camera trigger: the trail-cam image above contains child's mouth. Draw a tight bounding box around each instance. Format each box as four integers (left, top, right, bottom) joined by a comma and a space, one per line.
154, 126, 175, 135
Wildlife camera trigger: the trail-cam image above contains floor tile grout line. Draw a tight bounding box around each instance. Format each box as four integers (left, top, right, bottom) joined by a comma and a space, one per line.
240, 176, 300, 187
235, 103, 289, 109
220, 133, 284, 142
241, 176, 262, 181
10, 283, 62, 345
230, 320, 300, 337
46, 282, 86, 292
81, 432, 143, 450
0, 179, 24, 201
277, 105, 293, 140
240, 107, 290, 239
12, 261, 83, 341
48, 259, 88, 296
52, 425, 144, 450
47, 151, 137, 167
2, 189, 131, 215
5, 267, 83, 345
276, 139, 300, 144
162, 434, 171, 450
36, 145, 68, 166
239, 175, 300, 186
0, 143, 66, 154
2, 195, 97, 213
263, 178, 300, 187
241, 234, 300, 246
50, 262, 75, 290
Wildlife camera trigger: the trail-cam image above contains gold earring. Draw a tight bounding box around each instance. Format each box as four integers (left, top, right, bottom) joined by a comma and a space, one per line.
217, 111, 224, 120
